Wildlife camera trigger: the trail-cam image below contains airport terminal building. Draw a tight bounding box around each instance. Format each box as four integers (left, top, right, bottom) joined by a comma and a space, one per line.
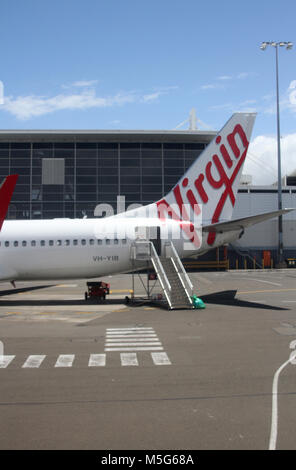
0, 129, 295, 267
0, 130, 214, 220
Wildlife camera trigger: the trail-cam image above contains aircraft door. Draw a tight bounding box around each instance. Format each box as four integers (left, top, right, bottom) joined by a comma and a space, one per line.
135, 226, 161, 256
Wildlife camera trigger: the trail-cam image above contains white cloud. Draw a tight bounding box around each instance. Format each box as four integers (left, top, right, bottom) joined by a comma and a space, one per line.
217, 75, 232, 81
288, 80, 296, 108
2, 89, 137, 120
61, 80, 99, 89
201, 83, 221, 90
246, 133, 296, 185
1, 84, 177, 120
71, 80, 99, 87
237, 72, 249, 79
201, 72, 254, 91
142, 91, 163, 103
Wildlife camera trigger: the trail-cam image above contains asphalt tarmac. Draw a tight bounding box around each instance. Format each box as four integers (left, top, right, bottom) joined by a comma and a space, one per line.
0, 269, 296, 450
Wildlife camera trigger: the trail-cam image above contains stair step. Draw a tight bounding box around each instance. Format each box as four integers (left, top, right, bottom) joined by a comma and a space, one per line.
171, 303, 193, 309
149, 246, 193, 310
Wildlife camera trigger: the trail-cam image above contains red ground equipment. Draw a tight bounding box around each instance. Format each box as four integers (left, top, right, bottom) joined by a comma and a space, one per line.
84, 281, 110, 301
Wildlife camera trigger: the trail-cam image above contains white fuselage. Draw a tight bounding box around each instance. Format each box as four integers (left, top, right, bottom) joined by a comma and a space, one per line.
0, 215, 240, 281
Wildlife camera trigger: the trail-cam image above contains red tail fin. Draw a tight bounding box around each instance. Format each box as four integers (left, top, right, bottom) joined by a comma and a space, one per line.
0, 175, 18, 230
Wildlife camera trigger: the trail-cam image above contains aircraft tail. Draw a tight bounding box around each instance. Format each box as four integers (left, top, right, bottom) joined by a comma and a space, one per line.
0, 175, 18, 230
156, 113, 256, 246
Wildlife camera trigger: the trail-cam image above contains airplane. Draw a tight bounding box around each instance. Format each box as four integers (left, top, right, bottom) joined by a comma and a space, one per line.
0, 113, 293, 287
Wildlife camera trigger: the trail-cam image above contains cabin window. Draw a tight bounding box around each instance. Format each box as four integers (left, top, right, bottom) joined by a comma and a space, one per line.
114, 239, 119, 245
89, 239, 94, 245
122, 239, 127, 245
97, 239, 102, 245
5, 241, 9, 247
106, 239, 110, 245
31, 240, 36, 247
22, 241, 27, 247
49, 240, 54, 246
81, 239, 86, 246
73, 239, 78, 246
14, 241, 18, 247
56, 240, 62, 246
65, 240, 70, 246
40, 240, 45, 246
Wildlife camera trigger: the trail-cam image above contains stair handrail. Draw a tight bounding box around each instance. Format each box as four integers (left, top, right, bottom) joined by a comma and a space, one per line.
149, 242, 173, 309
164, 241, 194, 301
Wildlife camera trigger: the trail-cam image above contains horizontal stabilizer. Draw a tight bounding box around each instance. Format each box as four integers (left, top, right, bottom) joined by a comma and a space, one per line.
202, 208, 295, 233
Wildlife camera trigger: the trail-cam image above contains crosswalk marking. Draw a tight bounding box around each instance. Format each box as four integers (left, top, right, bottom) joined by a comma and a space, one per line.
106, 342, 162, 347
105, 337, 158, 342
151, 352, 172, 365
0, 355, 15, 368
22, 355, 46, 368
0, 351, 172, 369
107, 327, 154, 331
54, 354, 75, 368
106, 334, 157, 339
88, 354, 106, 367
105, 346, 163, 352
105, 327, 163, 352
120, 353, 139, 366
0, 326, 171, 369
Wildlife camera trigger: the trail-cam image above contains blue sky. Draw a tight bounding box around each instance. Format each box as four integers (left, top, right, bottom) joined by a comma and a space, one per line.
0, 0, 295, 182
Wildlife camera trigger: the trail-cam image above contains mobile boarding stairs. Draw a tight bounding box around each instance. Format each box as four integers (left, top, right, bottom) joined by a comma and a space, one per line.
130, 240, 194, 310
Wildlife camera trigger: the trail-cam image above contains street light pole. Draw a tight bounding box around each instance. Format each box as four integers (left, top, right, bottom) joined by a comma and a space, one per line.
260, 41, 293, 266
275, 43, 283, 265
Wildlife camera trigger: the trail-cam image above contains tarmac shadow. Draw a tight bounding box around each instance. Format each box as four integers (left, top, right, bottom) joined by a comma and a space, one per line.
0, 298, 126, 307
0, 284, 55, 297
200, 290, 289, 311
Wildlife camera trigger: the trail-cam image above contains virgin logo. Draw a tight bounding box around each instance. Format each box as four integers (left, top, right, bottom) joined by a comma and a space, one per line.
157, 123, 250, 247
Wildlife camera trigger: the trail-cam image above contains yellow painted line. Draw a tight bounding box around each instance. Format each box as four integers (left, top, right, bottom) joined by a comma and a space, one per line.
38, 312, 59, 315
238, 288, 296, 295
75, 311, 97, 315
5, 311, 21, 315
110, 289, 133, 294
144, 307, 155, 310
56, 284, 78, 287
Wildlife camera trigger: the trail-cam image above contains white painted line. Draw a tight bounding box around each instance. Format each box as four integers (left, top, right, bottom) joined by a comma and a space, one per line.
269, 349, 296, 450
54, 354, 75, 368
88, 354, 106, 367
107, 327, 154, 331
151, 352, 172, 365
290, 340, 296, 365
22, 355, 46, 368
105, 346, 163, 352
106, 337, 159, 342
106, 330, 156, 333
120, 353, 139, 366
106, 334, 157, 338
106, 342, 162, 347
0, 355, 15, 368
242, 277, 282, 287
